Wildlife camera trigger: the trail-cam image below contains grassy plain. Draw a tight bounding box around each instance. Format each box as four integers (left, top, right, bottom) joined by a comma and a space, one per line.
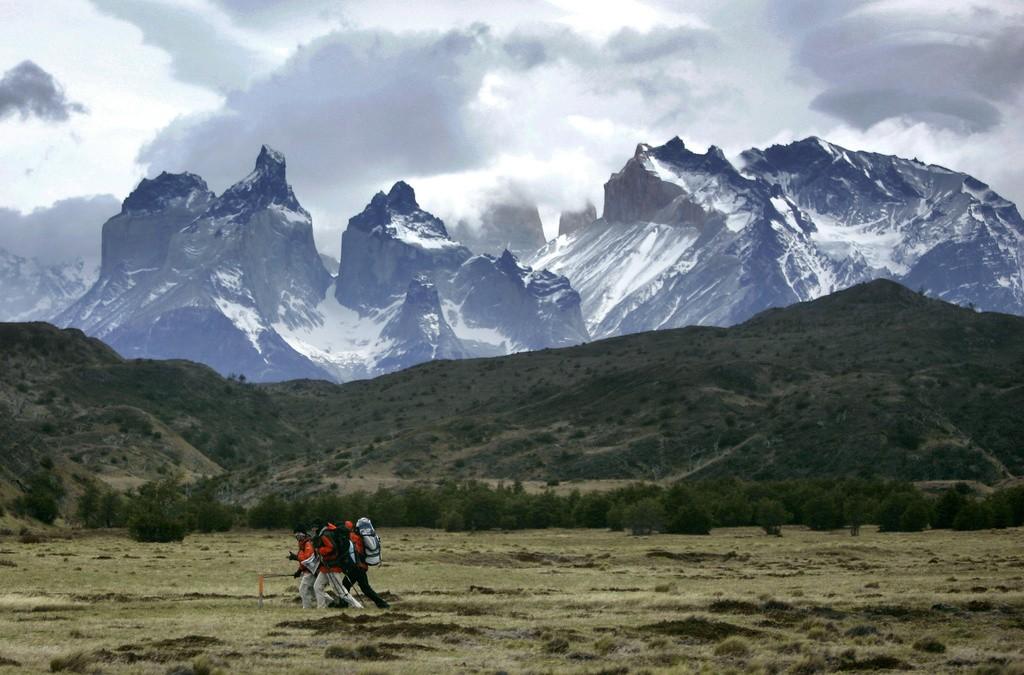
0, 526, 1022, 674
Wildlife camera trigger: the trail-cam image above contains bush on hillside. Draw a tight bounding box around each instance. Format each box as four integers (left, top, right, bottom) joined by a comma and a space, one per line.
13, 471, 64, 524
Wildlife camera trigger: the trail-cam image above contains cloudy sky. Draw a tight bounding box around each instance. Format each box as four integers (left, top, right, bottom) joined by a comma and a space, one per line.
1, 0, 1022, 268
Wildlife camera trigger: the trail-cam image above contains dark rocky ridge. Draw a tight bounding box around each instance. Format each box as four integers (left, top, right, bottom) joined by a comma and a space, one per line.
558, 202, 597, 237
335, 182, 472, 312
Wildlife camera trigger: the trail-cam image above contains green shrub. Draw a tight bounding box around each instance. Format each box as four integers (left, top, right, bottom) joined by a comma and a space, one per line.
899, 501, 930, 532
666, 502, 712, 535
932, 488, 966, 529
127, 478, 188, 542
247, 495, 290, 529
191, 499, 234, 533
440, 510, 465, 532
622, 497, 665, 535
755, 498, 789, 536
13, 471, 64, 524
952, 500, 993, 531
804, 494, 844, 531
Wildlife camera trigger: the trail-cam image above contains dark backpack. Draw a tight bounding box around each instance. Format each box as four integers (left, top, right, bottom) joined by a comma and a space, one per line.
318, 525, 348, 565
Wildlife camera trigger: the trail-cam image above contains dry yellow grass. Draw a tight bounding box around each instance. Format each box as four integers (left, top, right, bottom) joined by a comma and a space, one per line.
0, 525, 1022, 673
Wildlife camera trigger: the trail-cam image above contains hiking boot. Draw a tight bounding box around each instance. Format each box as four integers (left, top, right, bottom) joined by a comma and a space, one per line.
376, 600, 391, 609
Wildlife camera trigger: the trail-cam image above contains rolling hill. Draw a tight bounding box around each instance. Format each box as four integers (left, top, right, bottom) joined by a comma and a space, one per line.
2, 280, 1022, 503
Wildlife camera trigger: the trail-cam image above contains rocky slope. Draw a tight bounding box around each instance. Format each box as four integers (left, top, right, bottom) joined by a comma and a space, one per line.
57, 148, 332, 381
279, 182, 588, 380
532, 136, 1024, 338
56, 149, 583, 383
5, 281, 1023, 496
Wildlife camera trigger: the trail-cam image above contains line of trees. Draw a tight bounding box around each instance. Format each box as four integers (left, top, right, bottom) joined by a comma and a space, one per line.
13, 473, 1024, 541
72, 478, 238, 542
245, 478, 1024, 537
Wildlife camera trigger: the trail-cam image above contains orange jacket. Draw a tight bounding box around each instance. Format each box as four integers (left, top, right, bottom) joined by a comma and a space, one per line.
296, 537, 316, 576
349, 530, 368, 571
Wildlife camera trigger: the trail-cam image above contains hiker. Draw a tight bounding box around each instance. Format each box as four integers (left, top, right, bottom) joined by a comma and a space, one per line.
312, 521, 362, 609
341, 519, 390, 609
286, 525, 317, 609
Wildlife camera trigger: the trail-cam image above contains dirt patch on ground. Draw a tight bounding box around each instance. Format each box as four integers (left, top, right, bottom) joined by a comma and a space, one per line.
325, 644, 396, 661
646, 550, 749, 563
639, 616, 761, 642
14, 604, 88, 613
90, 634, 225, 664
862, 604, 936, 620
467, 585, 523, 595
836, 654, 912, 671
377, 642, 439, 652
707, 599, 761, 614
457, 551, 596, 568
276, 612, 414, 632
362, 621, 481, 639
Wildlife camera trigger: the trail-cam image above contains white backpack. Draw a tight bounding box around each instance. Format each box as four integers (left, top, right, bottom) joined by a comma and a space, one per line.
355, 517, 381, 566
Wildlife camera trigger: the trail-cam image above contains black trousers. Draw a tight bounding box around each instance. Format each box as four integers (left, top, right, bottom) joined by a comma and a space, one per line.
343, 566, 388, 607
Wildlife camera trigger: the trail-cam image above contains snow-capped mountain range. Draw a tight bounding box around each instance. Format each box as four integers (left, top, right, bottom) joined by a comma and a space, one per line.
5, 135, 1022, 382
533, 136, 1024, 338
278, 180, 587, 381
53, 148, 585, 381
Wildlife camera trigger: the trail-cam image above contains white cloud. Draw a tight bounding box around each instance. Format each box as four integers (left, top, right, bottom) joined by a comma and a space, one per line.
0, 0, 222, 212
1, 0, 1021, 263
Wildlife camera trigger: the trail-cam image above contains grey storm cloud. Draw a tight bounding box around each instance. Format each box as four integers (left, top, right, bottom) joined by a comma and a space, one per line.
138, 25, 539, 222
502, 23, 712, 69
0, 61, 86, 122
89, 0, 267, 91
0, 194, 120, 268
769, 1, 1024, 132
135, 19, 717, 247
605, 26, 710, 64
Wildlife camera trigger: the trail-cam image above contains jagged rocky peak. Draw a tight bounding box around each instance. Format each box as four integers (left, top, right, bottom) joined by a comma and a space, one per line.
496, 248, 520, 272
350, 180, 448, 236
558, 202, 597, 237
255, 144, 286, 175
377, 276, 468, 371
452, 248, 588, 350
385, 180, 419, 214
336, 181, 470, 311
121, 172, 212, 214
208, 144, 304, 219
604, 136, 746, 225
398, 275, 442, 312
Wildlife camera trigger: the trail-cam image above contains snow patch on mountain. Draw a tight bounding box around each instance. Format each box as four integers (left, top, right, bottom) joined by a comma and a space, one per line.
534, 135, 1024, 338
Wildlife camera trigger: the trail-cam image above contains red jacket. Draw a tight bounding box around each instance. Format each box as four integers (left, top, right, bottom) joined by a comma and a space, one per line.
316, 524, 345, 574
296, 537, 316, 576
349, 530, 368, 571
